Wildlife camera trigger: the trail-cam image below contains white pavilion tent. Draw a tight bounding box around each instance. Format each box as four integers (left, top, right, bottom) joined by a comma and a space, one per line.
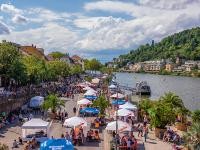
114, 108, 134, 117
63, 117, 88, 128
109, 84, 117, 89
83, 86, 92, 91
105, 120, 131, 132
22, 118, 52, 142
110, 93, 125, 99
29, 96, 44, 108
119, 102, 137, 110
77, 98, 92, 105
91, 78, 100, 84
84, 90, 97, 96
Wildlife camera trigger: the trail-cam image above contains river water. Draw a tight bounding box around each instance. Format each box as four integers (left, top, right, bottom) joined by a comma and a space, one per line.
115, 72, 200, 111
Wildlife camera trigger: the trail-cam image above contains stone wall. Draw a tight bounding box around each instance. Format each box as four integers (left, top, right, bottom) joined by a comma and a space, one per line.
0, 95, 31, 114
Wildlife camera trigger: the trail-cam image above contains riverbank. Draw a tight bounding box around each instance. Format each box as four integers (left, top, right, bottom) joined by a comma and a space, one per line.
119, 70, 200, 78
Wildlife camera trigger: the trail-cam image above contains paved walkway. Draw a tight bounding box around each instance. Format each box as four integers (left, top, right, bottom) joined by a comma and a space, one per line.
0, 95, 173, 150
51, 94, 104, 150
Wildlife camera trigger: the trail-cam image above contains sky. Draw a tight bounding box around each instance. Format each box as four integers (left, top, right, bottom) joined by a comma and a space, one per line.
0, 0, 200, 62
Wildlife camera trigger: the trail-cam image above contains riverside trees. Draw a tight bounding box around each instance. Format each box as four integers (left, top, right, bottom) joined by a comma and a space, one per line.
0, 42, 83, 87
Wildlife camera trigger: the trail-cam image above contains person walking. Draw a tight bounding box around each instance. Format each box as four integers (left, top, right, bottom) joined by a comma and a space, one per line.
137, 124, 143, 137
143, 125, 149, 142
73, 107, 77, 115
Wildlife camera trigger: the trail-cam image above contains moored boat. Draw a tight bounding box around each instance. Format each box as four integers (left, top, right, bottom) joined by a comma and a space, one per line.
136, 81, 151, 95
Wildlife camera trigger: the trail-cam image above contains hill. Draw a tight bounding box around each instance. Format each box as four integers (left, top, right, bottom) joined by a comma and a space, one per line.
118, 27, 200, 66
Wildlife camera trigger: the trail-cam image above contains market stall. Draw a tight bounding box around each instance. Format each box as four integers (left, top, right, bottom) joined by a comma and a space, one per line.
29, 96, 44, 108
22, 118, 52, 143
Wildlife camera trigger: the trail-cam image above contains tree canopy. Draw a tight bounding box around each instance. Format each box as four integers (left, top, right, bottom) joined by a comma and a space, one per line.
49, 51, 65, 60
85, 59, 102, 71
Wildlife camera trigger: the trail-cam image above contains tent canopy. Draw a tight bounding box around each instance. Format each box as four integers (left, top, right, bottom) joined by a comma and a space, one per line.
109, 84, 117, 89
29, 96, 44, 108
84, 95, 97, 100
80, 107, 99, 115
112, 99, 126, 105
119, 102, 137, 110
84, 90, 97, 96
110, 93, 125, 99
77, 98, 92, 105
114, 108, 134, 117
22, 118, 50, 129
83, 86, 92, 91
63, 117, 87, 127
40, 139, 74, 150
92, 78, 100, 84
105, 120, 131, 132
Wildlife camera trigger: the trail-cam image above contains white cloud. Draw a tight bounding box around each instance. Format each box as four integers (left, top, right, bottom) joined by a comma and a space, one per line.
0, 3, 22, 14
0, 21, 10, 34
28, 8, 72, 23
139, 0, 199, 10
77, 0, 200, 51
0, 23, 78, 54
74, 16, 124, 30
12, 14, 28, 24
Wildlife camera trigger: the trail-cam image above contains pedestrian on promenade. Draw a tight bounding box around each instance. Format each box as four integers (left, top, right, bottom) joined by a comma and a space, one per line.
143, 125, 149, 142
137, 124, 143, 137
65, 111, 68, 118
73, 107, 77, 115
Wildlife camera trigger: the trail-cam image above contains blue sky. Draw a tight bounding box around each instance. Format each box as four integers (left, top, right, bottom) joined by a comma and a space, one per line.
0, 0, 200, 62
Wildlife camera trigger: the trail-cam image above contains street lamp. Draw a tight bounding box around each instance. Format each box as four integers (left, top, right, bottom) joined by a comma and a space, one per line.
115, 83, 119, 150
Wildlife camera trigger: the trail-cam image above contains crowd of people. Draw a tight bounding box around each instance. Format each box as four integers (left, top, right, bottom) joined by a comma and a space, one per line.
61, 127, 85, 146
163, 128, 181, 144
0, 75, 83, 100
112, 131, 138, 150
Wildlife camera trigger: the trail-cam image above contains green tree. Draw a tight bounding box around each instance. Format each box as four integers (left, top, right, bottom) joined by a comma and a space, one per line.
47, 60, 71, 80
42, 94, 65, 113
148, 100, 176, 129
160, 92, 189, 123
160, 92, 185, 110
192, 110, 200, 123
49, 51, 65, 60
0, 42, 21, 86
139, 98, 154, 115
92, 95, 109, 115
70, 65, 83, 75
8, 59, 28, 85
85, 59, 102, 71
22, 56, 47, 83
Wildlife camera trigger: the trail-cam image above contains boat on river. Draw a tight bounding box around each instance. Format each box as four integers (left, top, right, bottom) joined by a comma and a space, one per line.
136, 81, 151, 95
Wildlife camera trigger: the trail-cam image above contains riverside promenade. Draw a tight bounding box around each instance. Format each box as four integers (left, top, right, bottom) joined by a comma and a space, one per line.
0, 94, 104, 150
0, 94, 172, 150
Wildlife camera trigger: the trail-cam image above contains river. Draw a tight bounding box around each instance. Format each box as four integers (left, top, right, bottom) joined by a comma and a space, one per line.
115, 72, 200, 111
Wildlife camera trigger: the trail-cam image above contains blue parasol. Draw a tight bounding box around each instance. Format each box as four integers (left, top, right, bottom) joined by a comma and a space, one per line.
80, 107, 100, 115
112, 99, 126, 105
40, 139, 73, 150
84, 95, 97, 100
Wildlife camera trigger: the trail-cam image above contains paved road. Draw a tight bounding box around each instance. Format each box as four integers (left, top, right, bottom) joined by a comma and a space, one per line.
50, 94, 104, 150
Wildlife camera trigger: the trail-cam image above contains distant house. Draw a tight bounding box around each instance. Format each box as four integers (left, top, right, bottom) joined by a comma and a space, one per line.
165, 63, 174, 72
143, 60, 165, 72
46, 54, 54, 61
172, 66, 185, 72
71, 55, 84, 70
60, 54, 74, 65
20, 45, 47, 60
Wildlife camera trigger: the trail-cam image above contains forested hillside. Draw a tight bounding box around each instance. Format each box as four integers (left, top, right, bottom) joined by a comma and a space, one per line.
118, 27, 200, 66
